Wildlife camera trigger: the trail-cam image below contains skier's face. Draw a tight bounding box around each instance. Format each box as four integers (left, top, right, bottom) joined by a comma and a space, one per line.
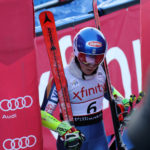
79, 61, 99, 75
78, 54, 104, 75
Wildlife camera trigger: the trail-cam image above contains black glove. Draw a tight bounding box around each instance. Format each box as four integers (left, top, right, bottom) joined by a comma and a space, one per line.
63, 128, 85, 150
57, 121, 85, 150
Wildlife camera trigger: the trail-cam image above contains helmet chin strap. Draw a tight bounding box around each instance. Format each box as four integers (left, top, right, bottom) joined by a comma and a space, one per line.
75, 57, 98, 80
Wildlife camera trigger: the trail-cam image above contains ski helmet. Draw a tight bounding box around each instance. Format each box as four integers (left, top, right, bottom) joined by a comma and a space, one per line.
73, 27, 107, 65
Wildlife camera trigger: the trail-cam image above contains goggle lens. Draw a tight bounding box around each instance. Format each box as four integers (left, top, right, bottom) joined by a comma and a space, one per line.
78, 53, 104, 65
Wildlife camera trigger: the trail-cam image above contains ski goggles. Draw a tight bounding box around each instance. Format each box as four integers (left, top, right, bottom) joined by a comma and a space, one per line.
78, 53, 105, 65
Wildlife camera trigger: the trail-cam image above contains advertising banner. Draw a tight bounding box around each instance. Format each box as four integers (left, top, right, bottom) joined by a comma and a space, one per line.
0, 0, 43, 150
141, 0, 150, 86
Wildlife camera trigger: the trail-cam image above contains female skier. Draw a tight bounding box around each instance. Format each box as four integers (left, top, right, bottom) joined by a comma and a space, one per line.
41, 27, 129, 150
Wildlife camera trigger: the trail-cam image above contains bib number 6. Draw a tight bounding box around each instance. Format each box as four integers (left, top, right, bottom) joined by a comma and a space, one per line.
87, 101, 97, 114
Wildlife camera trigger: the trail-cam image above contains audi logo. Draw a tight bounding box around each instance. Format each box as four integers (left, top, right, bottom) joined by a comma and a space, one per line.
0, 96, 33, 111
3, 135, 37, 150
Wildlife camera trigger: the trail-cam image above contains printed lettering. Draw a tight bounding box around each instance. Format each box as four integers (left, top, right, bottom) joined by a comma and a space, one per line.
73, 91, 82, 101
2, 113, 17, 119
73, 83, 104, 101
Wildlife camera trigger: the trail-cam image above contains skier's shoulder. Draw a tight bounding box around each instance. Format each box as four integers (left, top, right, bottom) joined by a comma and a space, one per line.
47, 77, 55, 95
64, 58, 79, 78
64, 64, 70, 75
97, 64, 105, 76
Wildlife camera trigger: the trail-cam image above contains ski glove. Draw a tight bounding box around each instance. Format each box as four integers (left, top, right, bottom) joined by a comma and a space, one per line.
116, 95, 133, 122
41, 111, 85, 149
56, 121, 85, 150
116, 92, 145, 123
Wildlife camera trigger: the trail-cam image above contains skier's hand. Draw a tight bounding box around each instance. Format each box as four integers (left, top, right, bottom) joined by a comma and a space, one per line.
117, 96, 135, 122
135, 91, 145, 104
117, 92, 145, 124
56, 121, 85, 150
63, 128, 85, 150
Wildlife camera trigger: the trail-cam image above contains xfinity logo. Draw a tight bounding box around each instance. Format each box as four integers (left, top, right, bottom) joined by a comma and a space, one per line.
73, 83, 104, 101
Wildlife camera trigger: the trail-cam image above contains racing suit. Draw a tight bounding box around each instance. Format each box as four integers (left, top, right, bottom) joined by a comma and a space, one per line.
41, 58, 110, 150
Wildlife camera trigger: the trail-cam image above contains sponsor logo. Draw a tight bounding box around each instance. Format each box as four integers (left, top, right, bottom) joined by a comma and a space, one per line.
2, 114, 17, 119
71, 80, 79, 88
73, 83, 104, 101
87, 41, 102, 48
0, 96, 33, 112
45, 102, 54, 114
92, 49, 97, 54
3, 135, 37, 150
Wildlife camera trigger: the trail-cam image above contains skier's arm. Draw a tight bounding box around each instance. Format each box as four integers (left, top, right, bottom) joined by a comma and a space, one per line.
41, 79, 85, 149
104, 86, 130, 122
104, 85, 129, 107
111, 87, 130, 107
41, 78, 58, 114
41, 110, 60, 130
41, 110, 85, 150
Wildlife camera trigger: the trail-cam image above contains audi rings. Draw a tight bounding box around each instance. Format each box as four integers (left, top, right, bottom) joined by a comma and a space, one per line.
3, 135, 37, 150
0, 96, 33, 111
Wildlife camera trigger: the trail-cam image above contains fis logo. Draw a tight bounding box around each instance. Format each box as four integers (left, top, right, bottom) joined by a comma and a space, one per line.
73, 83, 104, 101
71, 80, 79, 88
